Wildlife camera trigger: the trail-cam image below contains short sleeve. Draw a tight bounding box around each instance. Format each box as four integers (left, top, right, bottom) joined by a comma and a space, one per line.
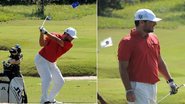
118, 39, 132, 61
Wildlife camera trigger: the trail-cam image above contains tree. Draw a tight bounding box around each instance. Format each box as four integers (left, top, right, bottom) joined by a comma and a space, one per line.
40, 0, 44, 16
98, 0, 109, 16
36, 0, 45, 18
98, 0, 123, 16
0, 0, 96, 5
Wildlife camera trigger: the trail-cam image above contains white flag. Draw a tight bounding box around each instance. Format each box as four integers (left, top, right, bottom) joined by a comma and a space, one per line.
100, 37, 113, 48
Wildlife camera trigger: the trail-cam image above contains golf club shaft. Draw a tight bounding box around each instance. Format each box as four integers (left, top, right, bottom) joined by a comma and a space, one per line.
41, 16, 48, 27
157, 84, 185, 103
157, 93, 170, 103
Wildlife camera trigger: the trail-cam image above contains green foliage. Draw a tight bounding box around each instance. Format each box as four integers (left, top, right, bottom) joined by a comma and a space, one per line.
0, 0, 96, 5
45, 4, 96, 20
99, 0, 185, 29
0, 4, 96, 22
98, 0, 123, 16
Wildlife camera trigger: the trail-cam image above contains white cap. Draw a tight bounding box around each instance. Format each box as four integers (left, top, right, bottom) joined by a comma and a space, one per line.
64, 27, 77, 39
134, 9, 162, 22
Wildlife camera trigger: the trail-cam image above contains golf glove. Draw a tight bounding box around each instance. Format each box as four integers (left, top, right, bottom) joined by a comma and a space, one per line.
39, 26, 48, 34
167, 79, 178, 95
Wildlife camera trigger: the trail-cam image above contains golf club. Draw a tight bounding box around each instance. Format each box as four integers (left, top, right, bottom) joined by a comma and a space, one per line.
41, 16, 51, 27
157, 84, 185, 104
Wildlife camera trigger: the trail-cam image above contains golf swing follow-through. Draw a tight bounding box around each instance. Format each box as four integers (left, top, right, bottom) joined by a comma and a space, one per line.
34, 16, 78, 104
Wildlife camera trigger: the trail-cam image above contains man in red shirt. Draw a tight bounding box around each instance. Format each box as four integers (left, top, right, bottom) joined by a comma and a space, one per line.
118, 9, 178, 104
35, 26, 77, 104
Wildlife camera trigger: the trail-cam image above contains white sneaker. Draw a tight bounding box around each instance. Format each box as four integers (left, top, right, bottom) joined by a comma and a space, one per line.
55, 101, 63, 104
44, 101, 63, 104
52, 100, 63, 104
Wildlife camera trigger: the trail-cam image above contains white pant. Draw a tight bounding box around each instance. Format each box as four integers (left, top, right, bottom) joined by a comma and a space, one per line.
128, 82, 157, 104
34, 54, 65, 103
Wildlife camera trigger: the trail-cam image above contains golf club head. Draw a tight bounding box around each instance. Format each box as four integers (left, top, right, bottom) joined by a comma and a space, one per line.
46, 16, 52, 20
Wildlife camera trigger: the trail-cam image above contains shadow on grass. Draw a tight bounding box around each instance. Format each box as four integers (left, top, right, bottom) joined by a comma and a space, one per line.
0, 7, 45, 21
21, 65, 96, 77
0, 45, 10, 51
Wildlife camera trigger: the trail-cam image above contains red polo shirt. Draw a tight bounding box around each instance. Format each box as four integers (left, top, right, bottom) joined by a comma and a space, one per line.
39, 32, 73, 63
118, 29, 160, 84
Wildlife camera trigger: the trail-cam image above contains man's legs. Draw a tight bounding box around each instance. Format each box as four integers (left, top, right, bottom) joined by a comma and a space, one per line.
150, 84, 157, 104
35, 54, 52, 103
48, 63, 65, 102
128, 82, 157, 104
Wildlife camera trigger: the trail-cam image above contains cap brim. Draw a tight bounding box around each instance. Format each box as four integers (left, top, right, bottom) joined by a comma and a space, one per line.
72, 36, 78, 39
152, 18, 162, 22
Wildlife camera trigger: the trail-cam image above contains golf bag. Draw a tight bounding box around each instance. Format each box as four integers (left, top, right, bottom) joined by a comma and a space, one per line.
0, 44, 27, 103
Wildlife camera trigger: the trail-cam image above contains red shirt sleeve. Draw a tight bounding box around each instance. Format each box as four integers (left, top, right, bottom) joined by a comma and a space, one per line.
151, 34, 161, 62
118, 39, 133, 61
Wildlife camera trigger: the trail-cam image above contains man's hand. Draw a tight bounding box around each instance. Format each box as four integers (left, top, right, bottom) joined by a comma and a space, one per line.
39, 26, 48, 34
168, 79, 178, 95
126, 90, 136, 102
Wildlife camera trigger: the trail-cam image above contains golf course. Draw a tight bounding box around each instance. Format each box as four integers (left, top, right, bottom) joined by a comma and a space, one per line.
1, 0, 185, 103
0, 4, 96, 103
98, 0, 185, 104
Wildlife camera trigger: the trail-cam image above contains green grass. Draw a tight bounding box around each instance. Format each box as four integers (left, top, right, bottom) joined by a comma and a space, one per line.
0, 14, 96, 76
24, 77, 96, 103
0, 4, 96, 21
98, 0, 185, 29
98, 78, 185, 104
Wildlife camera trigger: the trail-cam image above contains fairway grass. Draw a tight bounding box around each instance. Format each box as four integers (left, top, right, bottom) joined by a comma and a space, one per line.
24, 77, 96, 103
98, 77, 185, 104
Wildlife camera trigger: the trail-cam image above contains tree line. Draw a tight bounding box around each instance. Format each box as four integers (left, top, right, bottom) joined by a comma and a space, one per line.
98, 0, 155, 16
0, 0, 96, 5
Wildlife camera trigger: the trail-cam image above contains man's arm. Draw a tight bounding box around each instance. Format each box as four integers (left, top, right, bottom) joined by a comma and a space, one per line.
158, 55, 172, 80
158, 55, 178, 95
45, 32, 64, 47
119, 61, 135, 102
39, 32, 47, 47
39, 27, 64, 47
119, 61, 132, 90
